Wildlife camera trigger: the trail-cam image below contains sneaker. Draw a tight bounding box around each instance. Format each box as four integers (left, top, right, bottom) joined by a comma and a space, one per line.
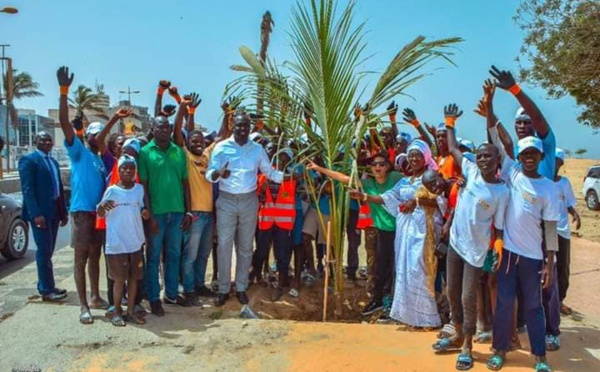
163, 294, 190, 307
195, 285, 217, 298
361, 299, 383, 316
377, 311, 391, 323
382, 295, 393, 312
185, 292, 203, 307
150, 300, 165, 317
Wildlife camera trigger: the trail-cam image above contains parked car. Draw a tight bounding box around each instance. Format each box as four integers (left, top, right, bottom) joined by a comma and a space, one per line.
582, 165, 600, 211
0, 192, 29, 259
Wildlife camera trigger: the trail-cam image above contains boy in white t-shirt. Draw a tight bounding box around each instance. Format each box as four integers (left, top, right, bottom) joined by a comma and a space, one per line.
98, 155, 149, 326
553, 149, 581, 315
431, 104, 509, 371
487, 126, 560, 372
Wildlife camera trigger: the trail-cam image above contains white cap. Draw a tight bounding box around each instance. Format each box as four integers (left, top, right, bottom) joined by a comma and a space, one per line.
435, 122, 447, 132
122, 138, 141, 154
517, 136, 543, 155
279, 148, 294, 159
249, 132, 263, 142
85, 122, 104, 136
459, 139, 475, 152
555, 148, 565, 161
396, 131, 412, 143
515, 107, 531, 121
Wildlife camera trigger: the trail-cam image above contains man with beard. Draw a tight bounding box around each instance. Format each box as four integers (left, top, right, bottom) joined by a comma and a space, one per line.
57, 67, 108, 324
206, 111, 284, 307
18, 132, 69, 302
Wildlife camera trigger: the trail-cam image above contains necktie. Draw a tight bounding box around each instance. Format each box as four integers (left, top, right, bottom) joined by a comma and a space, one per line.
44, 155, 60, 200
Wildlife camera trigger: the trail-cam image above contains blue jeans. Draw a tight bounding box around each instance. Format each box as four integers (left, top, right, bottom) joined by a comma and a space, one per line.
145, 213, 183, 302
182, 211, 214, 293
31, 219, 60, 295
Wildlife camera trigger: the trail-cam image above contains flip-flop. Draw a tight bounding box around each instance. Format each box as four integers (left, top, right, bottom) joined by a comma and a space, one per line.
79, 310, 94, 325
288, 288, 299, 298
111, 314, 126, 327
545, 335, 560, 351
534, 361, 552, 372
486, 354, 504, 371
456, 353, 474, 371
474, 331, 492, 343
134, 304, 147, 318
432, 337, 462, 352
125, 313, 147, 325
560, 304, 572, 315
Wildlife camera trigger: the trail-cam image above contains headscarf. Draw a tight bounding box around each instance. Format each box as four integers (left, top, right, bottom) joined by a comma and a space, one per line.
118, 154, 137, 168
407, 139, 438, 170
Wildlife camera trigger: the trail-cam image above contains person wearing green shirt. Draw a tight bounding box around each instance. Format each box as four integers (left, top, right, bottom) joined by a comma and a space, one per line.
307, 150, 403, 320
138, 115, 192, 316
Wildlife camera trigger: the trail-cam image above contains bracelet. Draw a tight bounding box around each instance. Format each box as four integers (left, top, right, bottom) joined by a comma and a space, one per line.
157, 87, 166, 95
362, 193, 368, 202
60, 86, 69, 95
508, 84, 521, 96
444, 117, 456, 129
409, 119, 420, 128
188, 107, 196, 115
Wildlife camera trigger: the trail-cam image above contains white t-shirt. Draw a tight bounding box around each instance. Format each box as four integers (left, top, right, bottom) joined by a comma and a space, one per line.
100, 184, 146, 255
450, 158, 510, 268
555, 176, 577, 239
501, 157, 560, 260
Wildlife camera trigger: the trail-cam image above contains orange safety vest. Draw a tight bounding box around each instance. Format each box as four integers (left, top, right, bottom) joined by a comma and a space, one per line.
257, 175, 297, 231
357, 202, 374, 229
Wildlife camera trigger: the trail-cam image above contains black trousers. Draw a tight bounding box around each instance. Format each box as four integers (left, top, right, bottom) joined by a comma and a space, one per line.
372, 229, 396, 301
557, 235, 571, 302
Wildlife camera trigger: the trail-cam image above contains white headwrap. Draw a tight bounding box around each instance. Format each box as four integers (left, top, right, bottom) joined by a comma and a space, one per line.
407, 139, 438, 170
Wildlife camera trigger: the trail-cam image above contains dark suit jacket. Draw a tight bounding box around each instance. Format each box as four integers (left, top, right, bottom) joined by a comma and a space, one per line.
18, 151, 67, 222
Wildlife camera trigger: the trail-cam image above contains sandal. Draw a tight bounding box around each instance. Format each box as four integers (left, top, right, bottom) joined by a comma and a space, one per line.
456, 353, 474, 371
432, 337, 462, 352
486, 354, 504, 371
105, 305, 116, 319
545, 335, 560, 351
560, 303, 572, 316
288, 288, 299, 298
111, 314, 126, 327
534, 361, 551, 372
134, 304, 147, 318
125, 312, 147, 325
79, 310, 94, 325
89, 299, 109, 310
437, 323, 456, 339
474, 331, 492, 343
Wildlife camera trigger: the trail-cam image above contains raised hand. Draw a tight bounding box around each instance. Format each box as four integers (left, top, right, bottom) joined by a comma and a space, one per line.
489, 65, 517, 91
474, 98, 487, 118
186, 93, 202, 114
348, 188, 363, 200
57, 66, 74, 87
443, 103, 463, 129
424, 122, 436, 137
71, 110, 84, 130
387, 101, 398, 122
114, 108, 134, 119
353, 103, 363, 121
483, 79, 496, 106
158, 80, 171, 94
402, 108, 420, 127
168, 86, 179, 97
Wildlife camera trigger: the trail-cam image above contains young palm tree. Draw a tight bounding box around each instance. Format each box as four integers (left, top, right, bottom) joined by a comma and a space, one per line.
68, 84, 109, 122
229, 0, 462, 317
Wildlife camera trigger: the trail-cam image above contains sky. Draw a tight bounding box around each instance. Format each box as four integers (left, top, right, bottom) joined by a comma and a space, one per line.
1, 0, 598, 158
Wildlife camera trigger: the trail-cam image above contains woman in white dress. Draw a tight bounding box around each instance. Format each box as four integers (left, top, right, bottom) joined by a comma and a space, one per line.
381, 140, 445, 328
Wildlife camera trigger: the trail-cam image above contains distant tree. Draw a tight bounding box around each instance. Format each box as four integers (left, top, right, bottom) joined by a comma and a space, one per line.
68, 84, 109, 122
574, 148, 587, 158
514, 0, 600, 129
564, 149, 572, 158
2, 69, 44, 128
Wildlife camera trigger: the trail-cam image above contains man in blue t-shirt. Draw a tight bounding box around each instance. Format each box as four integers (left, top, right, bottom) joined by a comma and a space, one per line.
57, 66, 108, 325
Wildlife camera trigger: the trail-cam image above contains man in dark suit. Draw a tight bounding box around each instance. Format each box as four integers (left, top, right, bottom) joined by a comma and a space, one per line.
18, 131, 69, 301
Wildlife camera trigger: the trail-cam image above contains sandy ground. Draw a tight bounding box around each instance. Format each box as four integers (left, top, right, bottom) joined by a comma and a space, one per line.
0, 236, 598, 371
561, 158, 600, 243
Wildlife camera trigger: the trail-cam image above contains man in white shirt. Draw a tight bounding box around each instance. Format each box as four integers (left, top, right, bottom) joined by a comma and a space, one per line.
206, 111, 283, 306
487, 109, 560, 371
431, 105, 509, 371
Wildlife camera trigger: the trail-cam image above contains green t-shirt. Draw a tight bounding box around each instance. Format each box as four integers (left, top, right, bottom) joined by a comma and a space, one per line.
362, 171, 403, 231
138, 140, 188, 215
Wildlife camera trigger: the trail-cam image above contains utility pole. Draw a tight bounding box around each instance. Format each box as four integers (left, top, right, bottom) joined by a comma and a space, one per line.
118, 87, 139, 133
0, 44, 11, 176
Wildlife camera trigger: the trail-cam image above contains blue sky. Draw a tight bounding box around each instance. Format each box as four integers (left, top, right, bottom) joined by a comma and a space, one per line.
1, 0, 598, 158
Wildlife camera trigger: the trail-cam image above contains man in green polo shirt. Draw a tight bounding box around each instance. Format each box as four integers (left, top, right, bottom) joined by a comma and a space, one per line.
138, 116, 192, 316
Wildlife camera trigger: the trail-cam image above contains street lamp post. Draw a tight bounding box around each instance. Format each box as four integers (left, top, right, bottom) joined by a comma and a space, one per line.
119, 87, 140, 133
0, 6, 17, 179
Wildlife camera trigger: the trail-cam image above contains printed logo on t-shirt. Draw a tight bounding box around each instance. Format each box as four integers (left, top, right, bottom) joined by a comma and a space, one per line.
477, 199, 491, 211
521, 191, 538, 204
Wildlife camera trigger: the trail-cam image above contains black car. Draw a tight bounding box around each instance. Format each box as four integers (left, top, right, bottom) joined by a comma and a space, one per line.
0, 192, 29, 259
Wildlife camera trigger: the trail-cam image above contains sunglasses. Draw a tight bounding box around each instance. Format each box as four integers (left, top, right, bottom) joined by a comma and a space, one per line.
370, 161, 387, 167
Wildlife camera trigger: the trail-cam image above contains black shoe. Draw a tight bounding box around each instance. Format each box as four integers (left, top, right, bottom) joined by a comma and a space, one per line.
53, 288, 67, 296
150, 300, 165, 317
236, 291, 249, 305
215, 293, 230, 307
163, 294, 190, 307
185, 292, 203, 307
361, 299, 383, 316
377, 311, 391, 323
195, 285, 217, 298
42, 292, 67, 302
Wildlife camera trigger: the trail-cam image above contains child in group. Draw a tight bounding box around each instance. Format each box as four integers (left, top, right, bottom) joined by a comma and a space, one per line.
97, 154, 149, 326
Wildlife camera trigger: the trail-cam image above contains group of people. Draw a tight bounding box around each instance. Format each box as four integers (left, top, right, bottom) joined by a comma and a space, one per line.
17, 64, 581, 372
